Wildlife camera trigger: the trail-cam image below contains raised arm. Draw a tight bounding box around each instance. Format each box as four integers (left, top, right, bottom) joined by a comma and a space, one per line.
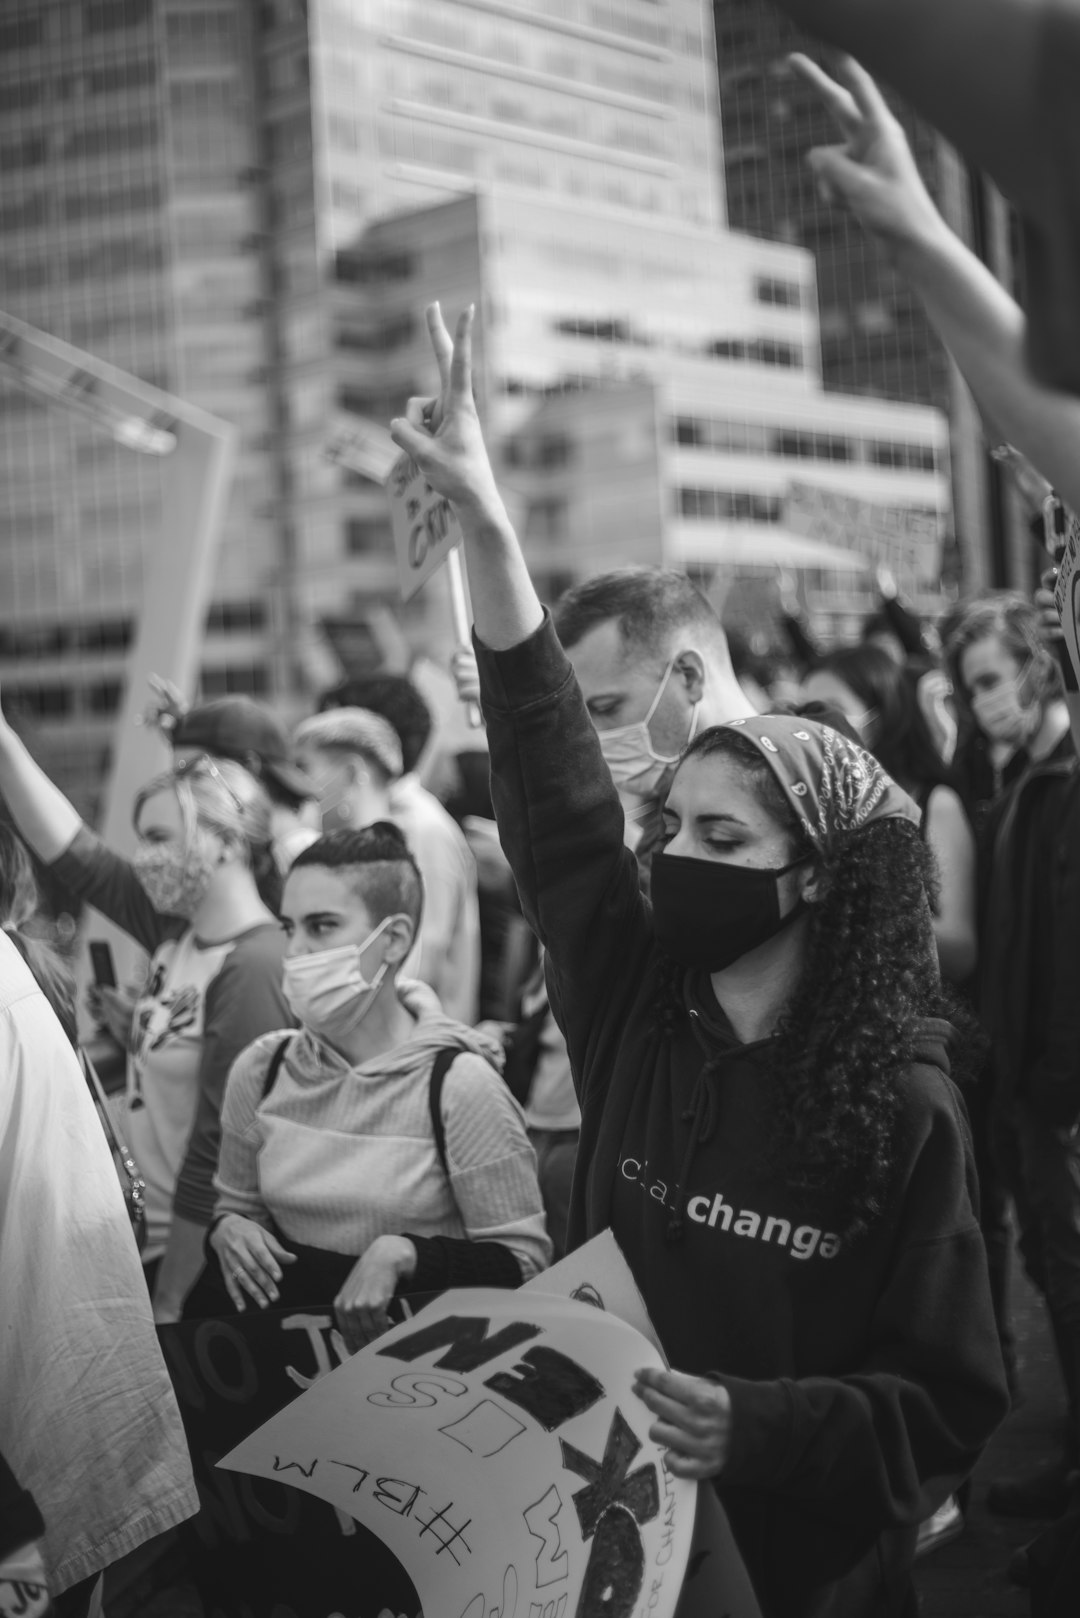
790, 54, 1080, 515
390, 304, 542, 653
0, 704, 83, 862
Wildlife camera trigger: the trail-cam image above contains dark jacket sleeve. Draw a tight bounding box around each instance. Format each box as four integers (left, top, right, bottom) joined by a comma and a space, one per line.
173, 927, 293, 1226
713, 1078, 1008, 1534
476, 612, 653, 1034
1024, 775, 1080, 1130
402, 1236, 522, 1293
48, 825, 180, 956
0, 1448, 44, 1564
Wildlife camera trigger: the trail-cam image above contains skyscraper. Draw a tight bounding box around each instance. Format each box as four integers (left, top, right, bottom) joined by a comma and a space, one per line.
1, 0, 950, 812
712, 0, 1024, 590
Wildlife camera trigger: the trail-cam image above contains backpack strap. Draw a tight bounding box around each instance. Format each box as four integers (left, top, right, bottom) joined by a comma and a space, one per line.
261, 1034, 295, 1100
428, 1046, 461, 1180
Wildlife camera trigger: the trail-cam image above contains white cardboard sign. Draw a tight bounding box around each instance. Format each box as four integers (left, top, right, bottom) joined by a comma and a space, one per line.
323, 415, 401, 484
220, 1288, 695, 1618
387, 450, 463, 601
1053, 509, 1080, 690
523, 1228, 665, 1359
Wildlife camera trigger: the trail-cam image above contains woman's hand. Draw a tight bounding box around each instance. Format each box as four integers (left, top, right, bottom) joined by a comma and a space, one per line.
335, 1235, 418, 1353
211, 1214, 297, 1311
86, 983, 137, 1047
389, 305, 505, 526
788, 54, 944, 263
633, 1367, 733, 1480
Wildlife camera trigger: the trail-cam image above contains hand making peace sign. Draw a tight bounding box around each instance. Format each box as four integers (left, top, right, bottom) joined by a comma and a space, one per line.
389, 302, 505, 524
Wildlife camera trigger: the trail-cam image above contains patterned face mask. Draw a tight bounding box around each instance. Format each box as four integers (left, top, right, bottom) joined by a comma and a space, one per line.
132, 838, 217, 918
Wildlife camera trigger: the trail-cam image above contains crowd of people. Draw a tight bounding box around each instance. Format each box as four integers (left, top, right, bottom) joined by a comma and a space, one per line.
4, 31, 1080, 1618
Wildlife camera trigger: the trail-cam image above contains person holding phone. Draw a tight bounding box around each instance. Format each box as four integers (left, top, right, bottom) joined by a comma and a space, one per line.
0, 705, 291, 1322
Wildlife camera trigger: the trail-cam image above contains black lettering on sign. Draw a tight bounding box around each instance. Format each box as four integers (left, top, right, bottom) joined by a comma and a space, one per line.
271, 1456, 317, 1479
523, 1484, 568, 1588
486, 1347, 604, 1433
328, 1462, 369, 1494
194, 1320, 259, 1404
414, 1500, 473, 1565
560, 1410, 659, 1540
373, 1478, 426, 1518
368, 1371, 468, 1408
409, 523, 429, 569
574, 1505, 644, 1618
378, 1314, 541, 1373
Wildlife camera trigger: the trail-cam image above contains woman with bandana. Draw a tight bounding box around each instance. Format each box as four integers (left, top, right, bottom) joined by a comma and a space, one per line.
0, 718, 290, 1321
388, 304, 1009, 1618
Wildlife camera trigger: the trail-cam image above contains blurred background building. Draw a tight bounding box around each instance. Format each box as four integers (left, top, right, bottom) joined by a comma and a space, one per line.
712, 0, 1031, 596
0, 0, 966, 810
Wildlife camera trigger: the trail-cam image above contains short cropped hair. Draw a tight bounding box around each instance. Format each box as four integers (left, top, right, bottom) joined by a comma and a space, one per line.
317, 675, 432, 775
290, 823, 424, 932
553, 567, 725, 663
293, 708, 403, 782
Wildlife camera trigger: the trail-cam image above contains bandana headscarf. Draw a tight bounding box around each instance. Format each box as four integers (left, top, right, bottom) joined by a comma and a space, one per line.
722, 715, 921, 850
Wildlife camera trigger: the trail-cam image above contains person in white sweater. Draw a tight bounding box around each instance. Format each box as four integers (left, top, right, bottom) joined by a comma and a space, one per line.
205, 822, 550, 1350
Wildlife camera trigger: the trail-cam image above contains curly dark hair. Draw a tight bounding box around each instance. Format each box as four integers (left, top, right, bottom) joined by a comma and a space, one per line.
656, 728, 976, 1239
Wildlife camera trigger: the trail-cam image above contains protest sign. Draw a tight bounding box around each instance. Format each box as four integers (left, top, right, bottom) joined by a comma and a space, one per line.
387, 450, 463, 601
323, 415, 401, 485
159, 1304, 426, 1618
1053, 509, 1080, 690
221, 1289, 696, 1618
524, 1227, 665, 1358
784, 481, 942, 587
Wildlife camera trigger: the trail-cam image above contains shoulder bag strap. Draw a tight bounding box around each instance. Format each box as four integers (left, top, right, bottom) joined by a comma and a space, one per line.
261, 1033, 296, 1099
428, 1047, 460, 1181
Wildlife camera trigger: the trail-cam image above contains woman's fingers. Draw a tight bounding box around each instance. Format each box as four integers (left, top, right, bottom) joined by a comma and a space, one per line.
833, 53, 893, 127
647, 1421, 715, 1459
449, 305, 475, 404
265, 1233, 298, 1265
223, 1269, 246, 1312
426, 301, 454, 391
787, 52, 861, 133
404, 394, 436, 432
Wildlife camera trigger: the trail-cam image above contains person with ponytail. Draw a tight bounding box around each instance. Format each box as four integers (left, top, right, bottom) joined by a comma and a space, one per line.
386, 303, 1009, 1618
0, 709, 291, 1321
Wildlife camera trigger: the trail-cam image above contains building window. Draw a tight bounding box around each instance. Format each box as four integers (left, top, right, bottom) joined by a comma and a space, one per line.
335, 313, 415, 353
199, 664, 270, 698
205, 599, 268, 635
7, 684, 74, 720
754, 275, 804, 309
85, 0, 152, 33
76, 618, 134, 653
85, 679, 124, 715
335, 249, 415, 286
676, 488, 783, 523
343, 517, 391, 556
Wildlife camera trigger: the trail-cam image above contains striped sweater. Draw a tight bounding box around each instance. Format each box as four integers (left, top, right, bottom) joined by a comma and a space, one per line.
214, 995, 551, 1283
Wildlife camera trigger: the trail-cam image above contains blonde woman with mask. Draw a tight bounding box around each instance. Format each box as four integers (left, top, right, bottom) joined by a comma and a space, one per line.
0, 706, 291, 1321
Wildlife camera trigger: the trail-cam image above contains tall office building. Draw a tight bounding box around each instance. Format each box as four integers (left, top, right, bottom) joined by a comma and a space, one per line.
712, 0, 1026, 590
1, 0, 948, 812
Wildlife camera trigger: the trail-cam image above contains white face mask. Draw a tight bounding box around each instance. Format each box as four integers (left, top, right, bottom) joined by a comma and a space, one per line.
597, 658, 701, 798
971, 668, 1039, 747
282, 918, 396, 1042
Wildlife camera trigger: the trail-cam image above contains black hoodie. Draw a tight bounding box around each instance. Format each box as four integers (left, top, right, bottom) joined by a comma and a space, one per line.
477, 613, 1008, 1618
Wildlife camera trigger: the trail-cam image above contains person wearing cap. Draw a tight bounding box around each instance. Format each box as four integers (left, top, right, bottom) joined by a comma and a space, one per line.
169, 696, 320, 874
319, 673, 482, 1025
386, 304, 1009, 1618
294, 707, 480, 1023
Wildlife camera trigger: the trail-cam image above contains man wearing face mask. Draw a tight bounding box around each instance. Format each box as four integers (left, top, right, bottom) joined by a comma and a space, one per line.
550, 570, 757, 884
946, 595, 1080, 1518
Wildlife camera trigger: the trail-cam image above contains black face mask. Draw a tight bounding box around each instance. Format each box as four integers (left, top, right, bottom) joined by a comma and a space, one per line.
650, 850, 811, 972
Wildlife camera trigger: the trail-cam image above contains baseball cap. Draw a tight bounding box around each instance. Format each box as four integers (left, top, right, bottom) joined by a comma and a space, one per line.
171, 697, 316, 804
